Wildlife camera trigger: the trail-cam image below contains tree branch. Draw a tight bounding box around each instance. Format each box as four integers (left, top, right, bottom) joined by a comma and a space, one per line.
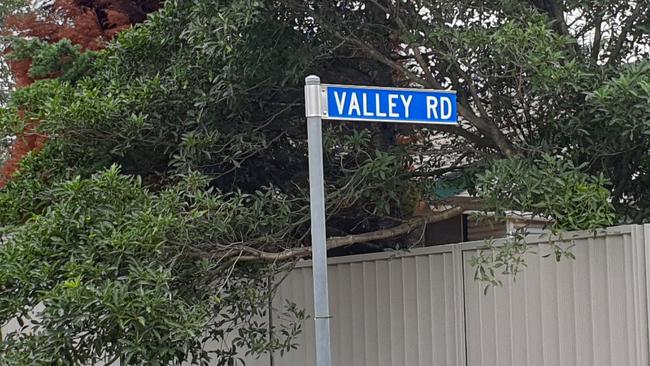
188, 206, 465, 262
325, 26, 515, 157
378, 2, 515, 156
428, 124, 496, 149
591, 12, 603, 61
456, 103, 515, 156
607, 3, 646, 65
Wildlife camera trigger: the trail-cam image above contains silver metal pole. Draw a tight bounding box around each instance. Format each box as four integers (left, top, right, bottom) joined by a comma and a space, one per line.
304, 75, 332, 366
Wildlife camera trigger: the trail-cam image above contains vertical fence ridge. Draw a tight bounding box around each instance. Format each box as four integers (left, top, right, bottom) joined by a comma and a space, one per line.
637, 224, 650, 364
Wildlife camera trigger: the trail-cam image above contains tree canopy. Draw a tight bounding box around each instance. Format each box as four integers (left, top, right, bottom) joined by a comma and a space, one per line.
0, 0, 647, 364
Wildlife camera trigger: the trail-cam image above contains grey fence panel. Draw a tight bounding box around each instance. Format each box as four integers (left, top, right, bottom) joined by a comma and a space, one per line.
265, 248, 464, 366
259, 225, 649, 366
467, 226, 650, 366
461, 226, 649, 366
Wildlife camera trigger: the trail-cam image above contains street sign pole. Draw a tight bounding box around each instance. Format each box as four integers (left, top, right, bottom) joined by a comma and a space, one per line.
304, 75, 332, 366
303, 75, 456, 366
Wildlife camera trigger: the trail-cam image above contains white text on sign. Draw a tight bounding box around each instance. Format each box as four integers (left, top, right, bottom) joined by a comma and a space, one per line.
323, 85, 457, 124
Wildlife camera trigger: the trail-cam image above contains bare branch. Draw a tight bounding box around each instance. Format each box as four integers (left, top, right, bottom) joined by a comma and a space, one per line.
325, 27, 515, 157
188, 206, 465, 262
591, 13, 603, 61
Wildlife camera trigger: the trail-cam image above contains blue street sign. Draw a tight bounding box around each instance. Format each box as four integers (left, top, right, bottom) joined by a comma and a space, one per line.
321, 84, 457, 124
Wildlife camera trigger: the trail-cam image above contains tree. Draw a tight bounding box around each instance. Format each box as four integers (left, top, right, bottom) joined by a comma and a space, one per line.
1, 0, 644, 364
0, 0, 28, 167
284, 0, 647, 219
0, 0, 164, 187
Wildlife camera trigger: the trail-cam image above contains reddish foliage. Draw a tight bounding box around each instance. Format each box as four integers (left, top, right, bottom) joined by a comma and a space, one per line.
7, 58, 32, 87
0, 121, 47, 187
0, 0, 161, 187
4, 0, 161, 49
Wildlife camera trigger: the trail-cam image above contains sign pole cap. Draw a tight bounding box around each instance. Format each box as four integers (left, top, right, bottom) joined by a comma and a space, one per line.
305, 75, 322, 117
305, 75, 321, 85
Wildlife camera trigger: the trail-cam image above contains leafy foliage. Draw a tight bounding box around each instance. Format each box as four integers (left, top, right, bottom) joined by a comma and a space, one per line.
7, 38, 97, 82
470, 228, 531, 290
0, 0, 28, 164
0, 0, 646, 362
549, 62, 650, 222
0, 0, 419, 363
0, 166, 304, 365
0, 0, 27, 102
476, 155, 616, 232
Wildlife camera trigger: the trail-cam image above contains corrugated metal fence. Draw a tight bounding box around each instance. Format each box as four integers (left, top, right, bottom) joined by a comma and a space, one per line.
248, 225, 650, 366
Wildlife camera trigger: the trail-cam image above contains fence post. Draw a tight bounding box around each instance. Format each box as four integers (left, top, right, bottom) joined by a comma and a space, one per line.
452, 244, 467, 366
